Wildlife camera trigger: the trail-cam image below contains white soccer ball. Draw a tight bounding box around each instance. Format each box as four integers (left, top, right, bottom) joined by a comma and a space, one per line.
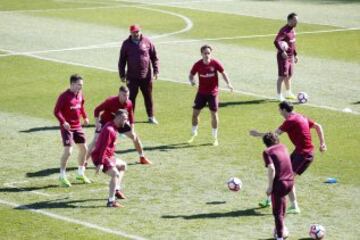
227, 177, 242, 192
309, 224, 326, 239
273, 226, 289, 239
279, 41, 289, 51
297, 92, 309, 104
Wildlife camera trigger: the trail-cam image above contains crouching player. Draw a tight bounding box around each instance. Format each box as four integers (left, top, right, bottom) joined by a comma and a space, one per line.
91, 109, 129, 208
262, 133, 294, 240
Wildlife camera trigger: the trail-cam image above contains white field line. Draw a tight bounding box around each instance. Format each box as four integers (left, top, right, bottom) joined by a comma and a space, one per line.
3, 181, 53, 197
1, 27, 359, 58
0, 47, 358, 116
0, 198, 148, 240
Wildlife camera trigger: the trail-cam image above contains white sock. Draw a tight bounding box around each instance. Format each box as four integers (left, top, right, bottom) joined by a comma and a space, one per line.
212, 128, 218, 139
278, 93, 283, 98
108, 196, 116, 202
285, 89, 292, 95
292, 200, 299, 209
277, 238, 283, 240
192, 125, 198, 135
60, 169, 66, 178
78, 166, 85, 176
139, 152, 145, 157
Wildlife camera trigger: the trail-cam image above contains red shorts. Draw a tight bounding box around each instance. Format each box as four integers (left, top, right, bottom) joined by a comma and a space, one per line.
277, 53, 294, 77
290, 151, 314, 175
193, 92, 219, 112
60, 128, 86, 147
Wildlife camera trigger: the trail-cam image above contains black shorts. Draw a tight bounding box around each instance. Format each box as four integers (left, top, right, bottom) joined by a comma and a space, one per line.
290, 151, 314, 175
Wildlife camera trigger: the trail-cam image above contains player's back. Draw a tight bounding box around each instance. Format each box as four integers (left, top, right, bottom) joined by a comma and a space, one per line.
264, 144, 293, 181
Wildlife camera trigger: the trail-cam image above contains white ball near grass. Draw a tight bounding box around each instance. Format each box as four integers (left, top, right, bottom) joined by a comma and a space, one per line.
297, 92, 309, 104
309, 224, 326, 239
227, 177, 242, 192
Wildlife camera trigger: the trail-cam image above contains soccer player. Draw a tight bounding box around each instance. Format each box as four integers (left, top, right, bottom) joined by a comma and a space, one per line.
188, 44, 234, 146
275, 12, 299, 101
54, 74, 91, 187
262, 132, 294, 240
118, 24, 160, 124
91, 109, 128, 208
250, 101, 327, 214
87, 86, 152, 165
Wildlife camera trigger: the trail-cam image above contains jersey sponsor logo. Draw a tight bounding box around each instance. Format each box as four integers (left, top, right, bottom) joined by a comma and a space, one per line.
70, 104, 82, 110
209, 67, 215, 72
199, 73, 216, 78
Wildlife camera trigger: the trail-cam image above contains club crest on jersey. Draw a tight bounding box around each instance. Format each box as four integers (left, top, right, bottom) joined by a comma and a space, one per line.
209, 67, 215, 72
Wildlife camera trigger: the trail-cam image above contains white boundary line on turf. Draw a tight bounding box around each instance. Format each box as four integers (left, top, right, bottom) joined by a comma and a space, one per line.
1, 27, 358, 58
0, 47, 358, 116
0, 198, 148, 240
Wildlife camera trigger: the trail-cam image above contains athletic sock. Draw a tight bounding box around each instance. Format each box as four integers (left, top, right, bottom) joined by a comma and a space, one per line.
192, 125, 198, 135
108, 196, 116, 202
212, 128, 218, 139
78, 166, 85, 176
60, 169, 66, 178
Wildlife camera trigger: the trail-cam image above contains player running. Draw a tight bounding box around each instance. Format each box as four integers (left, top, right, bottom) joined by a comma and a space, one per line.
91, 109, 128, 208
275, 13, 299, 101
250, 101, 326, 214
188, 44, 234, 146
54, 74, 91, 187
87, 86, 152, 165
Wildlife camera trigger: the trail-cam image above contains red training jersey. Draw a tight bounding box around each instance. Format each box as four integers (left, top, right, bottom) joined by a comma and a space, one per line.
279, 113, 315, 155
94, 96, 134, 125
54, 89, 87, 129
274, 24, 297, 56
190, 58, 224, 95
91, 122, 118, 166
263, 144, 294, 182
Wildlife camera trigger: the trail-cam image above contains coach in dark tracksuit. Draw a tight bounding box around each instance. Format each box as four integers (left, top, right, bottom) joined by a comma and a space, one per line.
118, 24, 160, 124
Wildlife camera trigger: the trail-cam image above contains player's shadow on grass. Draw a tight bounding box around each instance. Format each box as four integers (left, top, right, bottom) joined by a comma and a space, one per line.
219, 99, 273, 108
15, 198, 105, 210
162, 207, 266, 219
116, 142, 212, 155
19, 125, 95, 133
0, 184, 59, 193
352, 101, 360, 104
26, 167, 95, 178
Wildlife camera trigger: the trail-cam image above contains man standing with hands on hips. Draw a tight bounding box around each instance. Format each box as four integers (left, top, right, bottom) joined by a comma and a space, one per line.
118, 24, 160, 124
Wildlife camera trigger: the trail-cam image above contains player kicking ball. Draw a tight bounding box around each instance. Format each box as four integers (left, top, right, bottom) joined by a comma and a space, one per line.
91, 109, 129, 208
188, 44, 234, 146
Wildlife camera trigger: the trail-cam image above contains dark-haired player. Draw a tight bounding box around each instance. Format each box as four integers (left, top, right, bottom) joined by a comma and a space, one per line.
54, 74, 91, 187
275, 13, 299, 101
250, 101, 326, 214
188, 44, 234, 146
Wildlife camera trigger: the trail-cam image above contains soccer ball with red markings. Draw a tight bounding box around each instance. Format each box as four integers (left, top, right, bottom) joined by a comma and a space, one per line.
279, 41, 289, 51
273, 226, 289, 239
309, 224, 326, 239
227, 177, 242, 192
297, 92, 309, 104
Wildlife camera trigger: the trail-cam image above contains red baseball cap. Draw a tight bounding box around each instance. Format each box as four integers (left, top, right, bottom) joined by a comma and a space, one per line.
129, 24, 141, 32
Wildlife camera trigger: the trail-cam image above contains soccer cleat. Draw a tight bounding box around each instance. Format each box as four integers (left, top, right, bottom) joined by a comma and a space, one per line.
285, 93, 296, 100
187, 131, 198, 144
148, 117, 159, 125
115, 190, 127, 199
140, 156, 153, 165
213, 138, 219, 146
107, 200, 124, 208
258, 198, 271, 208
76, 174, 92, 184
59, 176, 72, 187
287, 206, 301, 214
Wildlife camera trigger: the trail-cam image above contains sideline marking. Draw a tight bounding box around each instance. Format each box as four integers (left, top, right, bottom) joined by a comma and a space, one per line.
0, 198, 148, 240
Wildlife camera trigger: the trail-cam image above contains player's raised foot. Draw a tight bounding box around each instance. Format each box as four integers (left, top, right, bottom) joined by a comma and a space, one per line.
59, 176, 72, 187
107, 200, 124, 208
139, 156, 153, 165
76, 174, 92, 184
148, 117, 159, 125
287, 206, 301, 214
115, 190, 127, 199
213, 138, 219, 146
258, 198, 271, 208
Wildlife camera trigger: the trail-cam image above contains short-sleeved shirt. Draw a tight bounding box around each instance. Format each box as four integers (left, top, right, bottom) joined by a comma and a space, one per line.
91, 122, 118, 166
190, 59, 224, 95
54, 89, 87, 130
94, 96, 134, 125
274, 24, 297, 56
279, 113, 315, 155
263, 144, 294, 182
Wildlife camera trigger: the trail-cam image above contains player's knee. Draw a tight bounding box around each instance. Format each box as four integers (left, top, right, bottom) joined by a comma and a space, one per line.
116, 159, 127, 171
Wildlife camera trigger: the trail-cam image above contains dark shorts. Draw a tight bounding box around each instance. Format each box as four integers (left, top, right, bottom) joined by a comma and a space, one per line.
290, 151, 314, 175
277, 53, 294, 77
60, 128, 86, 147
193, 92, 219, 112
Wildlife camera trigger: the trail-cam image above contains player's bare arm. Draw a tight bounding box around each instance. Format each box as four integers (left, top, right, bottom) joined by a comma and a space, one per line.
189, 73, 196, 86
313, 122, 327, 152
266, 163, 275, 196
221, 72, 234, 91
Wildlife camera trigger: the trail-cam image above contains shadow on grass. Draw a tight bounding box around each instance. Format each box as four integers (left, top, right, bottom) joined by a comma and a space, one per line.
26, 167, 95, 178
15, 198, 105, 209
0, 184, 59, 193
20, 124, 95, 133
206, 201, 227, 205
162, 207, 266, 219
116, 142, 212, 154
352, 101, 360, 105
219, 98, 273, 108
298, 238, 313, 240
